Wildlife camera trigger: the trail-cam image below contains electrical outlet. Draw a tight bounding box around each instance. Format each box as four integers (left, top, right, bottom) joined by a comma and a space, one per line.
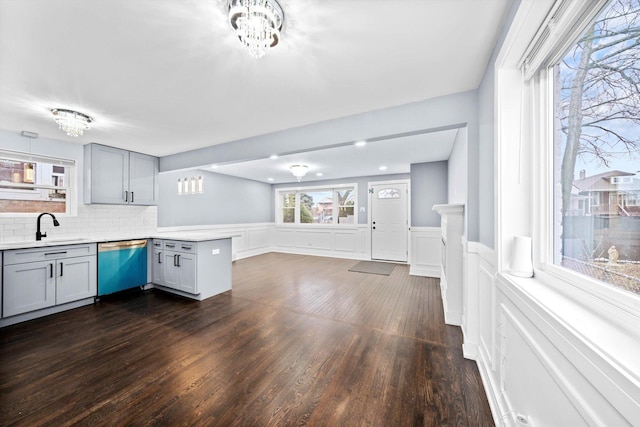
211, 249, 220, 255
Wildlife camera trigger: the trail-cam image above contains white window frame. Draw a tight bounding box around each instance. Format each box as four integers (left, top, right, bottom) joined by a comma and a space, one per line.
275, 183, 358, 226
0, 149, 77, 217
505, 0, 640, 317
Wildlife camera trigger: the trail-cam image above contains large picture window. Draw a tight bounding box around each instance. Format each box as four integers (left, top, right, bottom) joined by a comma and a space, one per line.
552, 0, 640, 295
0, 150, 75, 215
277, 185, 356, 225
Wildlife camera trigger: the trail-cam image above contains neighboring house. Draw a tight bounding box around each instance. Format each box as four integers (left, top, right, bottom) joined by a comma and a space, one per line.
570, 170, 640, 216
313, 197, 333, 223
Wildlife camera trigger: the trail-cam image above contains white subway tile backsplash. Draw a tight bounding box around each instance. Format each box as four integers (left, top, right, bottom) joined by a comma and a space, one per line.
0, 205, 157, 242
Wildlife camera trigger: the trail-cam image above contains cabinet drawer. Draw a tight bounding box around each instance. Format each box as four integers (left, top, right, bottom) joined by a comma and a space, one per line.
162, 240, 196, 254
4, 243, 98, 265
151, 239, 164, 250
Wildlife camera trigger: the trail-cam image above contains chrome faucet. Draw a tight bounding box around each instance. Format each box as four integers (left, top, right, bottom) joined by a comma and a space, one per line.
36, 212, 60, 241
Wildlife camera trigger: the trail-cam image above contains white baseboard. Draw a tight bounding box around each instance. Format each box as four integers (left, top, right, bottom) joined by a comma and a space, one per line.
409, 265, 441, 277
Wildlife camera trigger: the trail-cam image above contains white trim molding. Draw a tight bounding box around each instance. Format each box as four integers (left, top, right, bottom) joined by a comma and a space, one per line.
409, 227, 441, 277
273, 224, 371, 261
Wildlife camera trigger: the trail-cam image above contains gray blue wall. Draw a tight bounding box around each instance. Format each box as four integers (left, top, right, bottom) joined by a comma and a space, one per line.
476, 0, 521, 249
157, 170, 272, 227
411, 162, 448, 227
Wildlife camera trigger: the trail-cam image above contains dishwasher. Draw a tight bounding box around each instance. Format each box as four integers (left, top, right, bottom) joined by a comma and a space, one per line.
97, 240, 148, 296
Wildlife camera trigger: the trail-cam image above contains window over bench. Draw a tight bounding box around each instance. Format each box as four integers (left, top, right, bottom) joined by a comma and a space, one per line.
276, 184, 357, 225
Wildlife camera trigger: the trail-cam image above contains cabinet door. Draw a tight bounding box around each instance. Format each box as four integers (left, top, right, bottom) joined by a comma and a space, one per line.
163, 251, 180, 289
152, 249, 165, 285
178, 254, 197, 294
56, 256, 97, 305
3, 261, 56, 317
129, 152, 158, 205
90, 145, 129, 204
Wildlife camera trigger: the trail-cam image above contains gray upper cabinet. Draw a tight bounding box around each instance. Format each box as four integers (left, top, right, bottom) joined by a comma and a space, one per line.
84, 143, 158, 205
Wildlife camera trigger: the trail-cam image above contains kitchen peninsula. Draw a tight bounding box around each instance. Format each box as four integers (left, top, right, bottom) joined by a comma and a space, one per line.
0, 232, 235, 328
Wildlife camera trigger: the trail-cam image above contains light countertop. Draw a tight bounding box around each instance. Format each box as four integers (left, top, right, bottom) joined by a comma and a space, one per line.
0, 231, 239, 251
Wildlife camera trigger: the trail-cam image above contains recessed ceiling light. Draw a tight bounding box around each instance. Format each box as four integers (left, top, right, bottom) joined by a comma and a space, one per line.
316, 172, 323, 177
270, 154, 278, 159
268, 177, 274, 182
211, 164, 218, 169
379, 166, 387, 171
355, 141, 366, 147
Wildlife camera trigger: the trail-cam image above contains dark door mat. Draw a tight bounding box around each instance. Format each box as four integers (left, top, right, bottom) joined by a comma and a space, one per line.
348, 261, 396, 276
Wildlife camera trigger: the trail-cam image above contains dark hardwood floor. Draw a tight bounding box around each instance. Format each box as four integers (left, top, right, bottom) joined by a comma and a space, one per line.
0, 253, 494, 426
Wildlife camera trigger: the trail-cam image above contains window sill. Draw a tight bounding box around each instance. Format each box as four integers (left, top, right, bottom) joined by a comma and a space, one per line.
275, 223, 362, 229
497, 271, 640, 395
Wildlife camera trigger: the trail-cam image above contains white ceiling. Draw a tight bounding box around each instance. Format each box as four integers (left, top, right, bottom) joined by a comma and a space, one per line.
209, 128, 458, 183
0, 0, 510, 181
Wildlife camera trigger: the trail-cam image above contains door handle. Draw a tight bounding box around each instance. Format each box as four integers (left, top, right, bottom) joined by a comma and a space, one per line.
59, 262, 63, 277
124, 190, 129, 202
50, 263, 54, 278
131, 192, 134, 203
158, 252, 162, 263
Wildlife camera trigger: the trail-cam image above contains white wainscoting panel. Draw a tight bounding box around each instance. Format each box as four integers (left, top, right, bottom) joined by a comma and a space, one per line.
247, 227, 270, 250
471, 266, 640, 426
273, 225, 370, 260
294, 230, 332, 251
409, 227, 441, 277
334, 230, 358, 253
275, 228, 295, 248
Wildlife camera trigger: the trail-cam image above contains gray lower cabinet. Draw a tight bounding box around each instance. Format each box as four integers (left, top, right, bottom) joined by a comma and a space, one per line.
3, 260, 55, 316
152, 247, 165, 286
0, 252, 2, 318
158, 240, 197, 294
163, 251, 197, 294
2, 244, 97, 318
151, 238, 231, 300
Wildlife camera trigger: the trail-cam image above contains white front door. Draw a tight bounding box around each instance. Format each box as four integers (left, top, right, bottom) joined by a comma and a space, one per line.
370, 183, 408, 262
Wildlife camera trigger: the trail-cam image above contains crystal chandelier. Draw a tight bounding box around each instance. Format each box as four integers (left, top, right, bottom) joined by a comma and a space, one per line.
228, 0, 284, 58
51, 108, 93, 137
290, 164, 308, 182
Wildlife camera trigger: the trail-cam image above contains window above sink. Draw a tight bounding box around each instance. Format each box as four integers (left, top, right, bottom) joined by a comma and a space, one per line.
0, 149, 76, 216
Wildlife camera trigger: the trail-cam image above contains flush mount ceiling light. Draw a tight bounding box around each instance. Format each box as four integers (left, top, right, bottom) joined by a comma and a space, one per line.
51, 108, 93, 137
228, 0, 284, 59
289, 164, 308, 182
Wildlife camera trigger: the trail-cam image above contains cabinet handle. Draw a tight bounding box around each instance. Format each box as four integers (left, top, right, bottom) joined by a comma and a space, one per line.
59, 262, 63, 277
173, 254, 177, 266
158, 252, 162, 263
50, 263, 53, 278
176, 254, 181, 267
181, 245, 192, 250
45, 251, 67, 256
166, 244, 175, 248
131, 192, 134, 203
124, 191, 129, 202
